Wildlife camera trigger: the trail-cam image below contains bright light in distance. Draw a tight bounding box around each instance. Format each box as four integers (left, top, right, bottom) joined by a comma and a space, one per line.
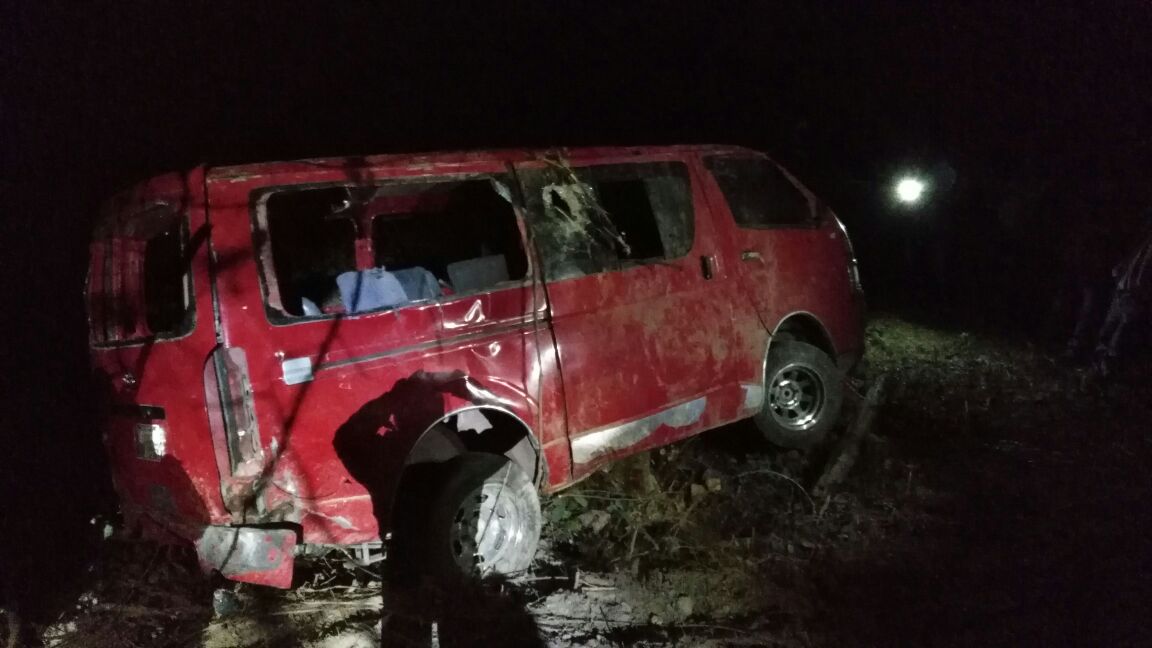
894, 177, 926, 204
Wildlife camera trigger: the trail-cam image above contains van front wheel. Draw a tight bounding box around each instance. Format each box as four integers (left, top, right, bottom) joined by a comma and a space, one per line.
754, 341, 843, 450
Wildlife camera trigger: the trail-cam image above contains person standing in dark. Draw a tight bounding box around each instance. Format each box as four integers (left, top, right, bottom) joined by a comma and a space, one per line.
1091, 208, 1152, 376
1060, 211, 1115, 361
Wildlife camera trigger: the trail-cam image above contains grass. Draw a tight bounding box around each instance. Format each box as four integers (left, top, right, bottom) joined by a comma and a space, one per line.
29, 314, 1152, 646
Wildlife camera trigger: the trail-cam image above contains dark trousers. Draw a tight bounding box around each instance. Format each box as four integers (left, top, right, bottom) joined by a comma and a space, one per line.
1066, 280, 1111, 355
1095, 289, 1146, 359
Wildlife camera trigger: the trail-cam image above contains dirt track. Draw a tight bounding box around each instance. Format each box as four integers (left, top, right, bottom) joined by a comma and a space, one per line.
27, 316, 1152, 647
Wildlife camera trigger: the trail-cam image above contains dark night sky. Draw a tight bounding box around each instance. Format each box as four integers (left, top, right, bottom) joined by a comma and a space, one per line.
1, 1, 1150, 621
6, 4, 1148, 183
5, 4, 1151, 208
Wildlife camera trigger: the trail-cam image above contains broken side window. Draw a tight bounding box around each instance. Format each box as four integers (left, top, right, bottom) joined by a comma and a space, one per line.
255, 176, 528, 318
143, 219, 191, 333
704, 156, 813, 228
87, 206, 194, 345
264, 188, 358, 316
521, 160, 695, 281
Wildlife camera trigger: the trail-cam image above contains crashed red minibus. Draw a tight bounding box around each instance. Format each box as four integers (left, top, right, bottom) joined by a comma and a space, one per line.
87, 145, 864, 587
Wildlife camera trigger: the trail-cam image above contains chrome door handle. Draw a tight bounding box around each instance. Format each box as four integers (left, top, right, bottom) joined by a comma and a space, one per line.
741, 250, 763, 262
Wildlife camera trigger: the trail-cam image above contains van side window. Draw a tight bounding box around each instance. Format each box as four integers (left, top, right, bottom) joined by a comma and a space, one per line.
522, 161, 694, 281
88, 207, 194, 346
256, 177, 528, 318
265, 190, 357, 316
704, 156, 813, 228
143, 218, 192, 334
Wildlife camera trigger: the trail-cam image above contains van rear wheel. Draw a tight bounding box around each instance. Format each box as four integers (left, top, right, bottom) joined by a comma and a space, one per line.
754, 341, 843, 450
419, 453, 541, 581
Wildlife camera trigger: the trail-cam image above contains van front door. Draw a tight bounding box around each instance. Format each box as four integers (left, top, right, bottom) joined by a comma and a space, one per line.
516, 154, 756, 476
697, 154, 827, 326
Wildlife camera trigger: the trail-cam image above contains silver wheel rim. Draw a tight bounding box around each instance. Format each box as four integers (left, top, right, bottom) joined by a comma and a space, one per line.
767, 362, 825, 431
448, 479, 526, 574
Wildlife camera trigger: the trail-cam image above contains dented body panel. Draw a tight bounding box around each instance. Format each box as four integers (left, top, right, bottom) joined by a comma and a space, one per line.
90, 167, 234, 536
87, 145, 863, 587
205, 156, 563, 546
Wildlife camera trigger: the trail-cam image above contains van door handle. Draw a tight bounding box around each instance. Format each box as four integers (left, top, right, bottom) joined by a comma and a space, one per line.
741, 250, 763, 262
700, 255, 716, 280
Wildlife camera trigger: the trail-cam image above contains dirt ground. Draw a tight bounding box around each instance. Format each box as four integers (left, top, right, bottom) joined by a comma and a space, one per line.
15, 316, 1152, 647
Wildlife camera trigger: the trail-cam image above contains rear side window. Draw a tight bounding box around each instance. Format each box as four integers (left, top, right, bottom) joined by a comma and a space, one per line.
704, 156, 813, 228
88, 206, 194, 345
521, 161, 694, 281
254, 176, 529, 319
143, 221, 191, 333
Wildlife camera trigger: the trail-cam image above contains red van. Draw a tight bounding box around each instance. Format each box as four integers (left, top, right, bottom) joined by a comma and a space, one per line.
87, 145, 864, 587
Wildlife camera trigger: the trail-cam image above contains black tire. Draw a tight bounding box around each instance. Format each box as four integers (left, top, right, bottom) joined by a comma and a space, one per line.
420, 453, 541, 581
754, 340, 844, 450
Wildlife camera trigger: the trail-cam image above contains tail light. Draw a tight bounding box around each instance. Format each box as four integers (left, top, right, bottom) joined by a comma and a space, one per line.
209, 346, 264, 477
134, 422, 168, 461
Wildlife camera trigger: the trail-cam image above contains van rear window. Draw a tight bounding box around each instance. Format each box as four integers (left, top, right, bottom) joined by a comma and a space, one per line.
88, 207, 194, 346
254, 177, 528, 319
704, 156, 814, 228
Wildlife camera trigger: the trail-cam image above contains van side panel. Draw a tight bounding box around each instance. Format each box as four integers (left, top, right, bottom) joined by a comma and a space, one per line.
748, 224, 863, 353
205, 158, 568, 545
89, 167, 233, 538
518, 152, 765, 478
695, 155, 864, 360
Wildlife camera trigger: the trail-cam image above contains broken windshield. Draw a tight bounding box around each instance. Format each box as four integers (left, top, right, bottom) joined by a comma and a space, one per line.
520, 159, 695, 281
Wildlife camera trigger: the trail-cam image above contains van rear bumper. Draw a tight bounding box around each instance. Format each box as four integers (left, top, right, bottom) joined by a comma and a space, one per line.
127, 506, 298, 588
194, 526, 297, 588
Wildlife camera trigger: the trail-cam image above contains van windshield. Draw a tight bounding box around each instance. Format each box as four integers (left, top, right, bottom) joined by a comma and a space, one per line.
88, 205, 193, 345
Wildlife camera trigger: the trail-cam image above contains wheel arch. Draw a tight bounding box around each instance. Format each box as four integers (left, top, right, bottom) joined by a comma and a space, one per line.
403, 405, 545, 488
771, 311, 836, 358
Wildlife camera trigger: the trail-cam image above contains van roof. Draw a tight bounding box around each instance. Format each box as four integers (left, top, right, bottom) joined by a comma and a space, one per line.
206, 144, 761, 182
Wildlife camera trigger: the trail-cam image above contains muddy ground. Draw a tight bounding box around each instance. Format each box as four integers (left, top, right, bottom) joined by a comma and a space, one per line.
12, 316, 1152, 647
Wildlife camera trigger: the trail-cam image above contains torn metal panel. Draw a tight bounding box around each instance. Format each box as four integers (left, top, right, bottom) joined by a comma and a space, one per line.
571, 397, 706, 464
456, 408, 493, 434
308, 511, 354, 530
741, 383, 766, 411
195, 526, 296, 589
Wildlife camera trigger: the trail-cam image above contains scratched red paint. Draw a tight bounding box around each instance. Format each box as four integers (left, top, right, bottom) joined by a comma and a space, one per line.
87, 146, 864, 587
